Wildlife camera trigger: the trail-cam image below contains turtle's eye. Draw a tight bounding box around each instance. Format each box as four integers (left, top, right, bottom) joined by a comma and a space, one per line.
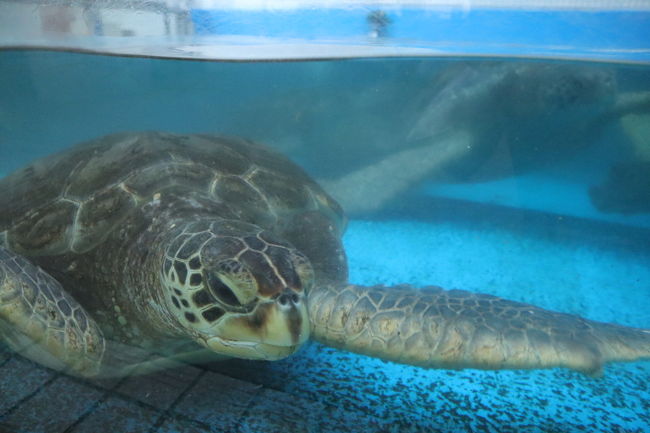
205, 272, 255, 307
206, 272, 242, 306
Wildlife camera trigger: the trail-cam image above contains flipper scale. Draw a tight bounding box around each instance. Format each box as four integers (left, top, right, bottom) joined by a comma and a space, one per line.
309, 283, 650, 376
0, 246, 105, 377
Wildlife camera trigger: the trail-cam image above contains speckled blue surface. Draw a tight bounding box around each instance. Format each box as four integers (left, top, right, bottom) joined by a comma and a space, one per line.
214, 215, 650, 432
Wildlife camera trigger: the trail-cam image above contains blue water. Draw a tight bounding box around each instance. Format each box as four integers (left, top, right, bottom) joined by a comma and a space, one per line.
193, 9, 650, 47
1, 49, 650, 432
191, 9, 650, 62
210, 215, 650, 432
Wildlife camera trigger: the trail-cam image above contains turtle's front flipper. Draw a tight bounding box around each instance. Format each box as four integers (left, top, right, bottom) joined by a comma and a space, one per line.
308, 284, 650, 376
0, 246, 105, 377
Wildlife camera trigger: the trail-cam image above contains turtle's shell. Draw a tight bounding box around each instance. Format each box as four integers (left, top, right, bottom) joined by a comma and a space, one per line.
0, 132, 347, 281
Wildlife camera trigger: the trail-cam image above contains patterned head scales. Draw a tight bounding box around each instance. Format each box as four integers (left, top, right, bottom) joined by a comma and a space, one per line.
160, 220, 314, 360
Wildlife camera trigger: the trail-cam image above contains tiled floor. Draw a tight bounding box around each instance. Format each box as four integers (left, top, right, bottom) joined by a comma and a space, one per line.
0, 344, 369, 433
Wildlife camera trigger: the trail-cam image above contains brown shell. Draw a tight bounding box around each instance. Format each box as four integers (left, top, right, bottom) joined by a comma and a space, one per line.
0, 132, 346, 262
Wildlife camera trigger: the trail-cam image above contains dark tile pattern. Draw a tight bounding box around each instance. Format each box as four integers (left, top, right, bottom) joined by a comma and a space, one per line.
0, 345, 11, 365
0, 358, 54, 415
115, 364, 202, 410
1, 376, 103, 433
1, 350, 649, 433
173, 371, 261, 430
154, 415, 215, 433
70, 396, 159, 433
1, 352, 343, 433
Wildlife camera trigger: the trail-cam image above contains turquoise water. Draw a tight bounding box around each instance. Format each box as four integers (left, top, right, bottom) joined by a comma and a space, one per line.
1, 49, 650, 432
191, 9, 650, 63
219, 219, 650, 432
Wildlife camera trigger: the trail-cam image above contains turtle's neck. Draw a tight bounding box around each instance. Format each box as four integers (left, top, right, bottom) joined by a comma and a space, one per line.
109, 192, 229, 347
107, 214, 187, 347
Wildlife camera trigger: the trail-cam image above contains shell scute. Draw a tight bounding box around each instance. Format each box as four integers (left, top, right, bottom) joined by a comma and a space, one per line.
249, 169, 312, 211
73, 185, 137, 253
213, 175, 267, 209
0, 153, 88, 232
123, 162, 215, 199
7, 200, 78, 254
64, 133, 175, 199
223, 137, 313, 184
211, 175, 276, 226
65, 132, 227, 199
182, 135, 251, 175
1, 132, 345, 260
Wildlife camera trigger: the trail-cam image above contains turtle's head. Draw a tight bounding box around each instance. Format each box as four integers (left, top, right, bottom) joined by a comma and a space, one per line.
160, 223, 314, 360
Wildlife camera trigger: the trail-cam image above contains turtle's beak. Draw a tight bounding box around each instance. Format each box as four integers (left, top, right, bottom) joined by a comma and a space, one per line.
203, 337, 299, 361
203, 290, 310, 359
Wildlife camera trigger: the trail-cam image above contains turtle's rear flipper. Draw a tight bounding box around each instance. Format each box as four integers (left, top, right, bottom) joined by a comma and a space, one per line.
0, 246, 105, 377
309, 284, 650, 376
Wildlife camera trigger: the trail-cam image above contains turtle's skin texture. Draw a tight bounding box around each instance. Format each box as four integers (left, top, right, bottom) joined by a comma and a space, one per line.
1, 132, 649, 378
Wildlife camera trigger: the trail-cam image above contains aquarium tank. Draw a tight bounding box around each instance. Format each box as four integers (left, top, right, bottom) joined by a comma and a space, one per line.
1, 1, 650, 432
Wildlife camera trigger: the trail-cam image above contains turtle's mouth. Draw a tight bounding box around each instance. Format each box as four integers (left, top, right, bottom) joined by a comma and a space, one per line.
201, 336, 299, 360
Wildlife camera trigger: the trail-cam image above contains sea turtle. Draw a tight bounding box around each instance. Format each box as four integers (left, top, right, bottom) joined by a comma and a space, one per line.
319, 62, 650, 214
1, 131, 649, 379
